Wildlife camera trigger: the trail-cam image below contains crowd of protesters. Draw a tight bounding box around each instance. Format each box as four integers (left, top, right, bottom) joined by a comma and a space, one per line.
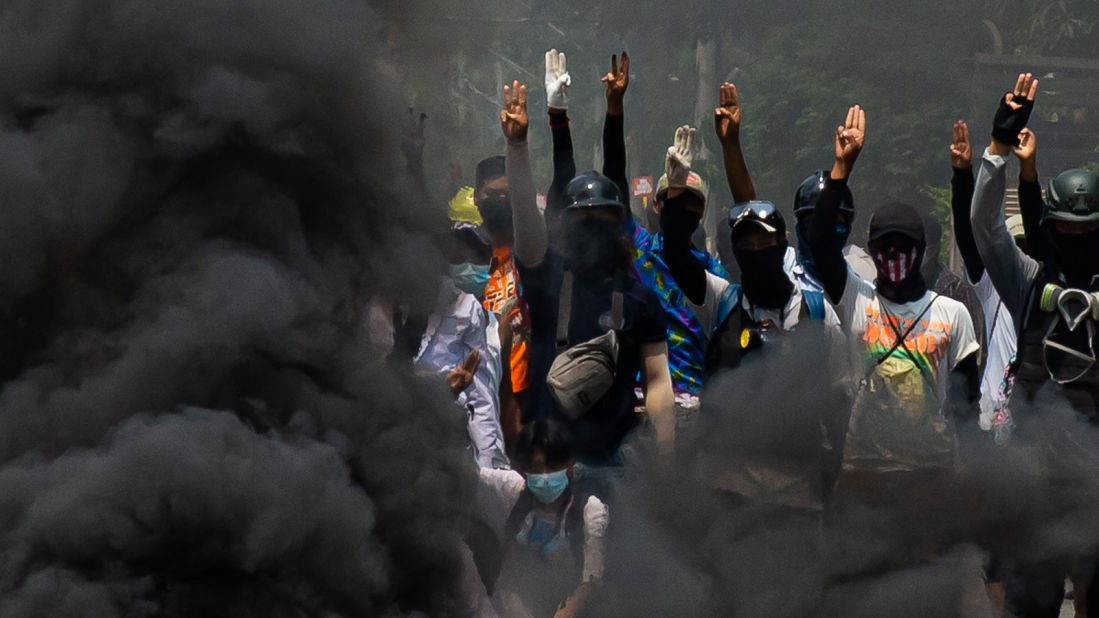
379, 48, 1099, 617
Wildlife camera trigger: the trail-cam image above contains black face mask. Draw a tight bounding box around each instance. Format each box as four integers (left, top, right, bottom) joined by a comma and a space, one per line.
478, 194, 513, 234
734, 244, 792, 310
565, 218, 622, 280
659, 197, 702, 249
1050, 229, 1099, 287
794, 215, 850, 279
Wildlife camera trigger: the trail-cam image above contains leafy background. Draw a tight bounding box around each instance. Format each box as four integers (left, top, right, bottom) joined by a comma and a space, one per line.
387, 0, 1099, 261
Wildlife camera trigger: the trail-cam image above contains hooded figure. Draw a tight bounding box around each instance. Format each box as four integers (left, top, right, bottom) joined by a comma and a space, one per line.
730, 201, 795, 311
866, 202, 928, 304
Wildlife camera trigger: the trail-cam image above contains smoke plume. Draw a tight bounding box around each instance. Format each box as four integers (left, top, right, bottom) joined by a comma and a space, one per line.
0, 0, 474, 615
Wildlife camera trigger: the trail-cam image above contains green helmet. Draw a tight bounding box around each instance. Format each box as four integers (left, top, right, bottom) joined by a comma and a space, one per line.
1043, 168, 1099, 224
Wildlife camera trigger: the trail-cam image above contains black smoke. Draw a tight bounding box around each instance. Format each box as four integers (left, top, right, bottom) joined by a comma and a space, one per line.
0, 0, 474, 615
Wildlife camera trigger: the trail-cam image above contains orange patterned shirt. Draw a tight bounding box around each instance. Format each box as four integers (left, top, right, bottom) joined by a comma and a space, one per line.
482, 246, 530, 393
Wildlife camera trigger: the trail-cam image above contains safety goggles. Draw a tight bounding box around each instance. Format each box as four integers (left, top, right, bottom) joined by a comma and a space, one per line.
729, 201, 780, 232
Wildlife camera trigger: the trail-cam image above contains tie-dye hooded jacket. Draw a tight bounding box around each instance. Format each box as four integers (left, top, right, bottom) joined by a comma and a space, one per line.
627, 218, 737, 396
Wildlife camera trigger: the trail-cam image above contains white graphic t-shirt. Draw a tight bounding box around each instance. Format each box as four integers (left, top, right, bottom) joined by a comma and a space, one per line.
838, 269, 980, 472
971, 273, 1017, 433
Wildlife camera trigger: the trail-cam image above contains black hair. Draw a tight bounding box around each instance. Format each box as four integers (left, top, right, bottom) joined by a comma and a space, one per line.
475, 156, 507, 191
513, 420, 573, 470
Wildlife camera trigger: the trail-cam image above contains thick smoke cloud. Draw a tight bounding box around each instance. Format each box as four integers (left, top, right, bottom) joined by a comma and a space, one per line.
590, 327, 1099, 617
0, 0, 473, 615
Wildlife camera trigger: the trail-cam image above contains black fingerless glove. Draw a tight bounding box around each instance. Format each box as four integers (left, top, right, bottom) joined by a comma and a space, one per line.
991, 92, 1034, 147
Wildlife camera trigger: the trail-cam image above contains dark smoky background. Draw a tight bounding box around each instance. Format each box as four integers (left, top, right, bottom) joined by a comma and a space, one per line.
0, 0, 476, 615
0, 0, 1096, 617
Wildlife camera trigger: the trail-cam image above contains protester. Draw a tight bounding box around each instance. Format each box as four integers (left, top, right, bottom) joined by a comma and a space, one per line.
502, 68, 676, 500
449, 221, 493, 300
807, 104, 981, 598
716, 81, 870, 310
472, 153, 532, 449
607, 83, 840, 615
649, 82, 847, 511
949, 120, 1047, 445
792, 169, 882, 293
921, 213, 986, 339
475, 420, 608, 618
969, 72, 1099, 618
597, 64, 737, 444
411, 271, 511, 470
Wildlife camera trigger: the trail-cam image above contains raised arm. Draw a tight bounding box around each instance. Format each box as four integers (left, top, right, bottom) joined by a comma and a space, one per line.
662, 126, 707, 305
545, 49, 576, 241
502, 81, 547, 268
810, 105, 866, 304
601, 52, 630, 203
1013, 128, 1048, 262
971, 74, 1042, 319
714, 82, 756, 203
949, 120, 982, 282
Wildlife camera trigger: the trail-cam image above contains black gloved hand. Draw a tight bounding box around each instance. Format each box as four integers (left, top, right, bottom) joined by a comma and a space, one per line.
991, 91, 1033, 147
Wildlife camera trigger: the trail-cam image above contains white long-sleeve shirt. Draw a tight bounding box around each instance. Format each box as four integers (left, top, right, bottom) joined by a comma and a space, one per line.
415, 279, 510, 469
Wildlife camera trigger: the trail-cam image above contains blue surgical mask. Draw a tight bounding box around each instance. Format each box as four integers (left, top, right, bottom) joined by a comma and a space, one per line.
526, 469, 569, 504
450, 263, 489, 298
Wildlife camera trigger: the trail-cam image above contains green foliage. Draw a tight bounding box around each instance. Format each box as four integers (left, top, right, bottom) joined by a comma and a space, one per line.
921, 184, 956, 265
391, 0, 1096, 241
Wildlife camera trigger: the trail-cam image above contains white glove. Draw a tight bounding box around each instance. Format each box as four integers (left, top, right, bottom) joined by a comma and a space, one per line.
665, 125, 695, 188
544, 49, 571, 110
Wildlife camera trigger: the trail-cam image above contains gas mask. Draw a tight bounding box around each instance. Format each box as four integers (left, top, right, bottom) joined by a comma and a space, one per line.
1038, 284, 1099, 384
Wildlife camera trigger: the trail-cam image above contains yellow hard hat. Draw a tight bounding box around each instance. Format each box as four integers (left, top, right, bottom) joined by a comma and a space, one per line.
448, 186, 482, 225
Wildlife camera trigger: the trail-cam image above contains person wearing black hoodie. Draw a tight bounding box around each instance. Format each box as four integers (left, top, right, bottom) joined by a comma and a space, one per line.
808, 104, 981, 597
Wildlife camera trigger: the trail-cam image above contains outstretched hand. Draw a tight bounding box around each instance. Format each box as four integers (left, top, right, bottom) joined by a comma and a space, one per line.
949, 120, 972, 170
545, 49, 571, 111
666, 125, 695, 188
1014, 128, 1038, 182
832, 105, 866, 180
602, 51, 630, 115
714, 82, 742, 145
500, 80, 529, 143
991, 72, 1038, 149
446, 349, 481, 398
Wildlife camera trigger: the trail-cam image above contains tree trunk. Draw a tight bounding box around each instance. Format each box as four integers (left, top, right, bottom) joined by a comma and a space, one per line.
693, 37, 721, 257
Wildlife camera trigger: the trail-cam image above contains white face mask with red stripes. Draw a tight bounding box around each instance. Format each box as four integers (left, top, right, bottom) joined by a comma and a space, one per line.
873, 247, 920, 283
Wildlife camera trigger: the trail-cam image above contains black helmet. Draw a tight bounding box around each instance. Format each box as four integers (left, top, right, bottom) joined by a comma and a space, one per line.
729, 200, 787, 240
564, 171, 623, 212
1044, 169, 1099, 224
793, 170, 854, 219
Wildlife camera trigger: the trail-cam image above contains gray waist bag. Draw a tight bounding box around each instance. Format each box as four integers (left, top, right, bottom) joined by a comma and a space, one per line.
547, 274, 624, 420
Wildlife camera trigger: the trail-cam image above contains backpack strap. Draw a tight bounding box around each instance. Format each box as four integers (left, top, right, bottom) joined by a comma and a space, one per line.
802, 289, 827, 322
557, 272, 624, 349
709, 302, 745, 371
557, 271, 574, 351
608, 288, 625, 330
1014, 262, 1051, 364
